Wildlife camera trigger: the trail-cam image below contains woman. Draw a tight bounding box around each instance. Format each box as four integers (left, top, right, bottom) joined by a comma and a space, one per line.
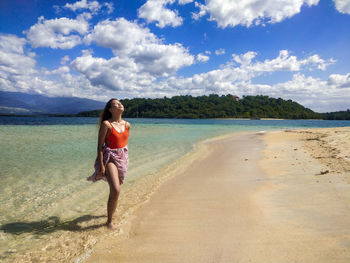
87, 98, 130, 230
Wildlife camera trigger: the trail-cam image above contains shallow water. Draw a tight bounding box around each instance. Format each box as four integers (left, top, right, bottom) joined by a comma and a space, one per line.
0, 117, 349, 262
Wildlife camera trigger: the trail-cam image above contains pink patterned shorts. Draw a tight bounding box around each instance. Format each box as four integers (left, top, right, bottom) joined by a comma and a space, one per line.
87, 145, 129, 184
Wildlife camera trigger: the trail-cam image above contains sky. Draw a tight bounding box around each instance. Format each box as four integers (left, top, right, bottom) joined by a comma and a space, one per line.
0, 0, 350, 112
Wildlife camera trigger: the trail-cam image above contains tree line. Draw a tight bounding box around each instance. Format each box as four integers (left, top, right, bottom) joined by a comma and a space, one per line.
76, 94, 329, 119
322, 109, 350, 120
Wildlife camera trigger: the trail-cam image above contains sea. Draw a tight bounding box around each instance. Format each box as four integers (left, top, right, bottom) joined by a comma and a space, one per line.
0, 116, 349, 262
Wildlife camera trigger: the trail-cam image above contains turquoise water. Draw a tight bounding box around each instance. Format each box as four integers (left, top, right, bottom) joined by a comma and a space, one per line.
0, 117, 349, 262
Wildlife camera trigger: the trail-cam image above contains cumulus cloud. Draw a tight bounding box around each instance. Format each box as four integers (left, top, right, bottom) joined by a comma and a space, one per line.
327, 73, 350, 88
85, 18, 157, 53
232, 51, 257, 66
333, 0, 350, 14
196, 53, 210, 62
193, 0, 320, 28
271, 73, 350, 112
0, 34, 37, 93
25, 16, 89, 49
136, 50, 341, 110
70, 50, 155, 94
215, 48, 225, 55
0, 34, 27, 54
180, 74, 348, 113
84, 18, 194, 76
192, 1, 207, 20
45, 66, 70, 75
64, 0, 100, 13
55, 0, 114, 15
178, 0, 193, 4
1, 33, 348, 111
0, 34, 107, 99
60, 55, 70, 65
104, 2, 114, 14
240, 50, 335, 72
0, 34, 62, 96
138, 0, 183, 28
68, 48, 337, 104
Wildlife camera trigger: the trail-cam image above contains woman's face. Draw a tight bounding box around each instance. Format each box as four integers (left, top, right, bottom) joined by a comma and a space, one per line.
109, 100, 124, 113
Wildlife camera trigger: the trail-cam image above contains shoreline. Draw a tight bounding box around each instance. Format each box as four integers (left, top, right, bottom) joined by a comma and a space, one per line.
2, 126, 349, 262
84, 131, 266, 262
2, 115, 349, 121
1, 129, 251, 263
0, 129, 263, 263
83, 127, 350, 262
75, 130, 255, 262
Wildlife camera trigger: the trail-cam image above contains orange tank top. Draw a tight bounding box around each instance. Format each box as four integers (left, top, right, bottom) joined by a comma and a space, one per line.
105, 121, 129, 149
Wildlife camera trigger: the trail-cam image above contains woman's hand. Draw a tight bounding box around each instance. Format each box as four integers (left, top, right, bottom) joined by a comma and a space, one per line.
96, 121, 109, 180
96, 166, 105, 179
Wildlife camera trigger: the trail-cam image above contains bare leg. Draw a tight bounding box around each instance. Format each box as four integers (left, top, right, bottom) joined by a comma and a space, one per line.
105, 162, 121, 230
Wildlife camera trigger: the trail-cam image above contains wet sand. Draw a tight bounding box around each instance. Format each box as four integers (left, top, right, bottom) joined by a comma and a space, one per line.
84, 128, 350, 263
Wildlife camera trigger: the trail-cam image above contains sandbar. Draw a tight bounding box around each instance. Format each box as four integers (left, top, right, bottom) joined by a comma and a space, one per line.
85, 127, 350, 262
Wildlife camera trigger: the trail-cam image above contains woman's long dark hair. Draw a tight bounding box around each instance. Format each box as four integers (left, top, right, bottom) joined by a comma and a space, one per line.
98, 98, 118, 128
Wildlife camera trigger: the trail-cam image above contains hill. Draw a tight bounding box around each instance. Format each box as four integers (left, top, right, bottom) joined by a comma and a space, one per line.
77, 94, 323, 119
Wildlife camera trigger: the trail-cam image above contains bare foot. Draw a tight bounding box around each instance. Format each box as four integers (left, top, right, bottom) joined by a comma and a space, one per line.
107, 222, 115, 230
95, 174, 104, 180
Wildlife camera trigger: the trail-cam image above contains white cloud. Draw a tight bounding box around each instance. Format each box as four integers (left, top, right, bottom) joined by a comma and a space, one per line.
1, 32, 347, 112
64, 0, 101, 13
193, 0, 320, 28
0, 34, 106, 99
0, 34, 37, 90
25, 16, 89, 49
232, 51, 257, 66
196, 53, 210, 62
138, 0, 183, 28
0, 34, 38, 93
68, 49, 338, 108
45, 53, 350, 111
192, 1, 207, 20
271, 73, 350, 112
327, 73, 350, 88
85, 18, 157, 53
104, 2, 114, 14
0, 34, 27, 54
84, 18, 194, 76
179, 74, 348, 113
178, 0, 193, 4
56, 0, 114, 15
61, 55, 70, 65
333, 0, 350, 14
71, 50, 155, 94
138, 50, 341, 111
242, 50, 334, 72
215, 48, 225, 55
46, 66, 70, 75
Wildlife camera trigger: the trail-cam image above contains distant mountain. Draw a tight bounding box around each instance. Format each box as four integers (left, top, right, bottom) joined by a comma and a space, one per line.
0, 91, 105, 115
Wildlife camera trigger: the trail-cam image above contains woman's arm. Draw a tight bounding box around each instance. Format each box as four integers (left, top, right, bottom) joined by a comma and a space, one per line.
126, 121, 131, 130
97, 121, 110, 175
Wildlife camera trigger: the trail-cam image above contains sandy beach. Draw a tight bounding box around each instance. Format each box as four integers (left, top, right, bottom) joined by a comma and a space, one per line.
84, 127, 350, 263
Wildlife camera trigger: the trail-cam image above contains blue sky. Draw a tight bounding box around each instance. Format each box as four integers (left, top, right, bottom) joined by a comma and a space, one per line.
0, 0, 349, 112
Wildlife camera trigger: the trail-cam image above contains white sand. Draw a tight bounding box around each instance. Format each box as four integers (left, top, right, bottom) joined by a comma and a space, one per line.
84, 128, 350, 263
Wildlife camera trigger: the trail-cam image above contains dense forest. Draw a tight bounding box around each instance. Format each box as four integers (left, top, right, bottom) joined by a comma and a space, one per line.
322, 110, 350, 120
76, 94, 327, 119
